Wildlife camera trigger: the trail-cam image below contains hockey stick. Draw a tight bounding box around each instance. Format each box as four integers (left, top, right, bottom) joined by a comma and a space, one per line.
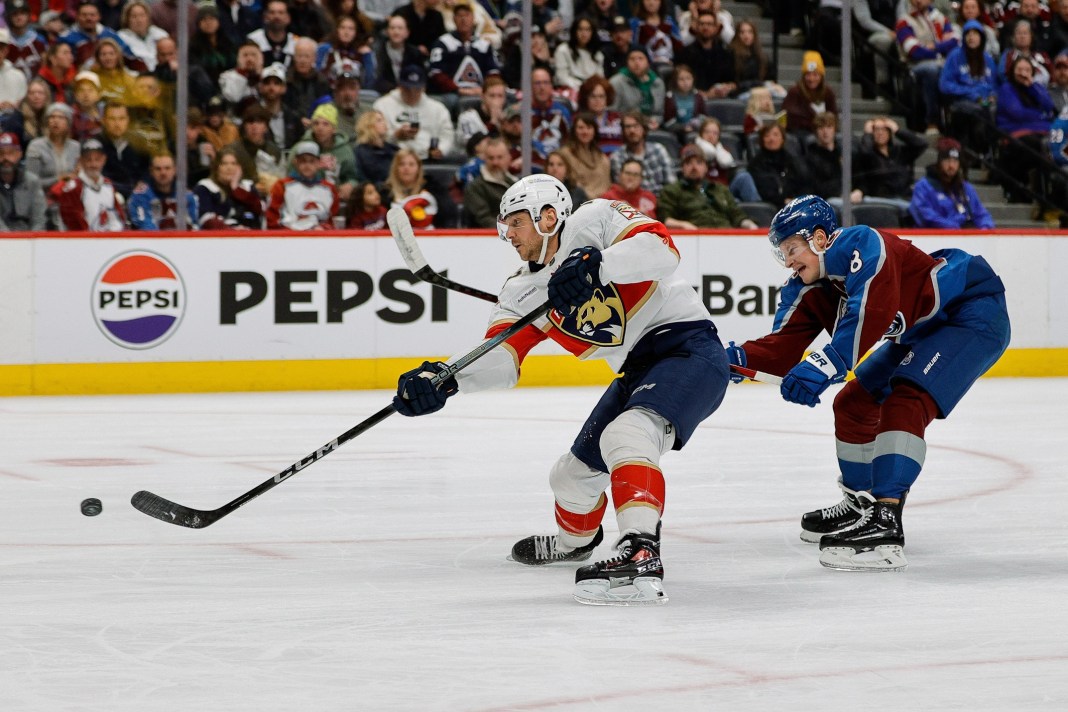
729, 363, 782, 385
131, 300, 551, 529
387, 207, 499, 303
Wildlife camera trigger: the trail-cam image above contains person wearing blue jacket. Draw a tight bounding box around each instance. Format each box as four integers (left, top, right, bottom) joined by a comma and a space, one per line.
909, 138, 995, 229
996, 55, 1056, 200
939, 19, 998, 154
128, 154, 199, 230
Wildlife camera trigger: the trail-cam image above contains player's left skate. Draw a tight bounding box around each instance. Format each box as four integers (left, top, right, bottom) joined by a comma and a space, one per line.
509, 526, 604, 565
573, 530, 667, 605
818, 493, 908, 572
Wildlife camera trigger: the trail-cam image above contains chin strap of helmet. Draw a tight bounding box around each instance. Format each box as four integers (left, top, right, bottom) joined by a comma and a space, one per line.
532, 208, 562, 264
807, 229, 829, 280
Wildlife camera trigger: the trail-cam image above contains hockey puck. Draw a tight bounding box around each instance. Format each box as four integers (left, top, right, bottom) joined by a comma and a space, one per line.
81, 498, 102, 517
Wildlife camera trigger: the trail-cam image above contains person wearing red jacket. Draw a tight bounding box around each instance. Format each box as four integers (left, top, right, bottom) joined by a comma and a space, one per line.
600, 157, 658, 218
49, 137, 125, 231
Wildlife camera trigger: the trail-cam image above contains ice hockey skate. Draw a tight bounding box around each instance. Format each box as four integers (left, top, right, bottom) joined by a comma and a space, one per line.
800, 478, 872, 543
818, 494, 908, 572
509, 526, 604, 565
573, 531, 666, 605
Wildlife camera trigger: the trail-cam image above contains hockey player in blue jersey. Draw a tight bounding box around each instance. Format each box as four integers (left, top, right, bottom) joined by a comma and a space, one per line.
727, 195, 1010, 571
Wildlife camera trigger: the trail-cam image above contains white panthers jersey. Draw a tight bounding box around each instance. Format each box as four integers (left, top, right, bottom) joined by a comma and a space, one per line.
453, 198, 712, 393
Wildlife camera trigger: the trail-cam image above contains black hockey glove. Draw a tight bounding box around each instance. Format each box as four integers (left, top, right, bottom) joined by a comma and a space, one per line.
393, 361, 459, 417
547, 246, 603, 313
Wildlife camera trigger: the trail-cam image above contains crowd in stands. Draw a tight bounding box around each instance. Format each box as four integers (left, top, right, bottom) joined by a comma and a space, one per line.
3, 0, 1068, 232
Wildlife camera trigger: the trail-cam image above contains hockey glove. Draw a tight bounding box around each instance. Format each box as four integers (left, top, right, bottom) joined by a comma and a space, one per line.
393, 361, 459, 417
725, 341, 747, 384
547, 246, 603, 313
781, 345, 848, 407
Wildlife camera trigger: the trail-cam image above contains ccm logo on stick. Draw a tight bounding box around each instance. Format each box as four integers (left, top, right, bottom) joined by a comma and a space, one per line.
219, 269, 449, 325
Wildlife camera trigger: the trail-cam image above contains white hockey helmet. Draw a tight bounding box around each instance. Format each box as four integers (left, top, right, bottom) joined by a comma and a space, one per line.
497, 174, 573, 263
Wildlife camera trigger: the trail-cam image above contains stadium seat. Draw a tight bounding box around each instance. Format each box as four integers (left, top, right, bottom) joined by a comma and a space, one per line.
738, 201, 779, 227
850, 202, 903, 228
647, 129, 681, 161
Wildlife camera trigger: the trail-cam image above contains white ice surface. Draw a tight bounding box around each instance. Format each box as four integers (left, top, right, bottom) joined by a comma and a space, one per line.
2, 380, 1067, 711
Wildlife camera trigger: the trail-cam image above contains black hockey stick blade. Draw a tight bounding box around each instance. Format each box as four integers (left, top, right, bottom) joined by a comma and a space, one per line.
130, 302, 550, 528
387, 206, 498, 304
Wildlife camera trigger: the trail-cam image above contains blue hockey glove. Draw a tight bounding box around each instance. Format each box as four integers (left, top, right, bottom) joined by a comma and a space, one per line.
725, 341, 747, 384
781, 345, 848, 407
547, 246, 603, 313
393, 361, 459, 417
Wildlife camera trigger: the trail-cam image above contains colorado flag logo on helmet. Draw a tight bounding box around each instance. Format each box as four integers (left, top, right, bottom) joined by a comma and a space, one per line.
92, 251, 186, 349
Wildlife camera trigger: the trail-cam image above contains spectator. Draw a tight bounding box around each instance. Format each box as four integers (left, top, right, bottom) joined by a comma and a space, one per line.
462, 135, 517, 227
544, 150, 589, 207
373, 14, 423, 95
729, 18, 784, 99
38, 10, 69, 46
128, 153, 198, 230
999, 17, 1052, 86
629, 0, 682, 75
0, 29, 28, 111
1000, 0, 1054, 55
909, 137, 995, 228
325, 0, 375, 41
201, 95, 240, 151
0, 132, 46, 231
380, 147, 457, 228
529, 0, 566, 44
38, 42, 76, 105
583, 0, 619, 45
185, 108, 214, 186
216, 0, 262, 48
853, 115, 928, 211
577, 75, 622, 151
428, 0, 499, 112
118, 0, 168, 72
555, 16, 604, 91
500, 23, 553, 89
742, 85, 780, 135
316, 15, 375, 84
25, 102, 80, 192
807, 111, 863, 204
4, 1, 46, 82
693, 115, 761, 202
354, 109, 398, 183
782, 51, 838, 138
98, 103, 151, 198
149, 0, 197, 39
153, 36, 216, 110
456, 74, 505, 145
1052, 0, 1068, 58
896, 0, 959, 133
128, 74, 169, 155
558, 111, 612, 199
344, 180, 388, 229
678, 11, 735, 100
609, 47, 665, 129
267, 141, 339, 230
258, 62, 304, 149
853, 0, 899, 90
194, 145, 264, 229
289, 0, 333, 42
190, 2, 237, 85
940, 19, 998, 156
530, 66, 572, 156
602, 15, 636, 79
62, 0, 138, 70
996, 54, 1056, 201
441, 0, 501, 50
747, 122, 809, 208
609, 110, 674, 193
372, 63, 454, 161
1049, 50, 1068, 112
662, 64, 706, 142
90, 38, 139, 108
297, 103, 358, 202
957, 0, 1000, 58
286, 38, 332, 120
17, 78, 52, 147
326, 63, 369, 142
659, 144, 757, 229
395, 0, 447, 56
601, 157, 658, 217
70, 70, 105, 142
50, 137, 126, 231
678, 0, 713, 45
219, 40, 263, 106
226, 104, 284, 197
248, 0, 298, 68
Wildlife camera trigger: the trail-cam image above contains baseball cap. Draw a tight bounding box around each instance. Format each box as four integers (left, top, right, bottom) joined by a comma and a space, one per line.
293, 141, 320, 157
205, 95, 227, 113
399, 64, 426, 88
936, 137, 962, 162
503, 105, 521, 121
39, 10, 64, 25
74, 70, 101, 88
680, 144, 707, 163
261, 63, 287, 83
0, 132, 20, 149
0, 28, 11, 45
6, 0, 30, 16
81, 138, 105, 155
334, 60, 361, 83
45, 102, 73, 121
611, 16, 630, 32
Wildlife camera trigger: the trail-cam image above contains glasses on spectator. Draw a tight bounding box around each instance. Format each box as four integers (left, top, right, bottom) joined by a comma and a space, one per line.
621, 170, 643, 177
623, 122, 641, 129
590, 91, 607, 98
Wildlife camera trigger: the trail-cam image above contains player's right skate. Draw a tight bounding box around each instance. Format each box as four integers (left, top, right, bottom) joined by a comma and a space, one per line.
818, 494, 908, 572
510, 526, 604, 565
573, 530, 666, 606
800, 478, 872, 543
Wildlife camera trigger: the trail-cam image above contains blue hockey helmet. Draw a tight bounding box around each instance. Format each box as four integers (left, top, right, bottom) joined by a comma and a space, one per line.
768, 195, 839, 266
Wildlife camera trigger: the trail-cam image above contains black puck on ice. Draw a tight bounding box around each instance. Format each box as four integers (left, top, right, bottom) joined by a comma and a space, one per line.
81, 498, 103, 517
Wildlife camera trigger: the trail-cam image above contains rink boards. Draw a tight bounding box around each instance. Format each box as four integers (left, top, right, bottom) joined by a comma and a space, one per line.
1, 229, 1065, 395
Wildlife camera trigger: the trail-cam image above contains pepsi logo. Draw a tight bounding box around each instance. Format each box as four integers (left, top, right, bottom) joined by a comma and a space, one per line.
91, 251, 186, 349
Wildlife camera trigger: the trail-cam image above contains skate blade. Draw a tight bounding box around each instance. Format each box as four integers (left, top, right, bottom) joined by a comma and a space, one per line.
799, 530, 822, 544
819, 545, 908, 572
573, 576, 668, 606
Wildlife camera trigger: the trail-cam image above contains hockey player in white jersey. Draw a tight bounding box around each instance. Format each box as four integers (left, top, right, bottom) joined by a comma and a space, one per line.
393, 175, 730, 605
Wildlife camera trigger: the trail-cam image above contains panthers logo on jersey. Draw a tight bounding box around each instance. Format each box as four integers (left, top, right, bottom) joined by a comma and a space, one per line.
549, 284, 627, 347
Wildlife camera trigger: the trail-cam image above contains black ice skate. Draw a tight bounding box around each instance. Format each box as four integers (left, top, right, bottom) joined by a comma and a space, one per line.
510, 526, 604, 565
818, 493, 908, 572
573, 531, 666, 605
800, 479, 871, 543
